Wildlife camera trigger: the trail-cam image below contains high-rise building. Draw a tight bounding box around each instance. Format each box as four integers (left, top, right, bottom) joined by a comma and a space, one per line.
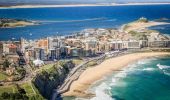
39, 49, 45, 60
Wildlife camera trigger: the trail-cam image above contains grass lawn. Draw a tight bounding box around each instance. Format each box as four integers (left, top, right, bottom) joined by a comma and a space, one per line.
72, 59, 83, 65
0, 85, 17, 94
0, 82, 45, 99
0, 82, 35, 95
35, 63, 55, 73
87, 61, 97, 67
36, 59, 84, 73
39, 63, 55, 73
0, 73, 8, 81
21, 82, 36, 95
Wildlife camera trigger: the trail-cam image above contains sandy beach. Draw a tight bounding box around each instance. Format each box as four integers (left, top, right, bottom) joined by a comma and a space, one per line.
63, 52, 170, 97
0, 3, 170, 9
122, 21, 170, 33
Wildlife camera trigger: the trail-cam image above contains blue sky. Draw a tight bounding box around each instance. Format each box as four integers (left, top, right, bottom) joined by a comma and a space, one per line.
0, 0, 170, 4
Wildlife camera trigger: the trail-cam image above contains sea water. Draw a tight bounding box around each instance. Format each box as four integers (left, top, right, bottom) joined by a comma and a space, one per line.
0, 4, 170, 40
74, 56, 170, 100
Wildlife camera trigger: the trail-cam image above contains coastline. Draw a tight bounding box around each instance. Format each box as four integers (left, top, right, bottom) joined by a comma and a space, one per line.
0, 3, 170, 9
63, 52, 170, 97
122, 21, 170, 33
0, 21, 36, 28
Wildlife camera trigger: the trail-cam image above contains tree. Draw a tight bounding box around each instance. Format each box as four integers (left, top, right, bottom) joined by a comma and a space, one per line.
1, 92, 9, 99
3, 59, 10, 70
1, 92, 29, 100
30, 95, 44, 100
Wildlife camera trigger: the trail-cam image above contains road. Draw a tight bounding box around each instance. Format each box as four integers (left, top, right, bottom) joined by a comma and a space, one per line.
51, 54, 106, 100
51, 50, 130, 100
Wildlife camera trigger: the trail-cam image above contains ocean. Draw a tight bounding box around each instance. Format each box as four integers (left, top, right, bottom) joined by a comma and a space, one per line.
0, 4, 170, 40
73, 56, 170, 100
1, 5, 170, 100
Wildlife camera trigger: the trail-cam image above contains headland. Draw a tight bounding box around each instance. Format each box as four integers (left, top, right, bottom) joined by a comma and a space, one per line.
0, 18, 37, 28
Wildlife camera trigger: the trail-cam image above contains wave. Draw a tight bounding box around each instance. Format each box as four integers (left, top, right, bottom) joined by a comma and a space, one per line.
38, 17, 107, 23
90, 83, 113, 100
78, 59, 163, 100
163, 70, 170, 76
137, 60, 148, 65
86, 70, 128, 100
137, 58, 157, 65
109, 78, 117, 86
105, 19, 117, 22
114, 72, 127, 78
157, 64, 170, 70
142, 68, 155, 71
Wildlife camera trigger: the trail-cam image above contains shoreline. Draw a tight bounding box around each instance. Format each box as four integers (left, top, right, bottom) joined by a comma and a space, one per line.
122, 21, 170, 33
62, 52, 170, 97
0, 3, 170, 9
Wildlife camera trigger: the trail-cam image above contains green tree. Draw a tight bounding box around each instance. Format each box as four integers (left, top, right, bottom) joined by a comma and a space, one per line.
3, 59, 10, 70
1, 92, 9, 99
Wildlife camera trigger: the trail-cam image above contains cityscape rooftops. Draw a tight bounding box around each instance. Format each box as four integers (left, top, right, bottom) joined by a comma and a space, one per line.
8, 44, 17, 48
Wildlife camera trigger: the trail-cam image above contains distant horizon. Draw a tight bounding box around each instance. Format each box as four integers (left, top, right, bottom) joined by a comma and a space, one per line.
1, 2, 170, 6
1, 0, 170, 6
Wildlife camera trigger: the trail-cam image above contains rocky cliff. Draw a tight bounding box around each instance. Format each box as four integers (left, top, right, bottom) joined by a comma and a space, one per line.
32, 60, 75, 100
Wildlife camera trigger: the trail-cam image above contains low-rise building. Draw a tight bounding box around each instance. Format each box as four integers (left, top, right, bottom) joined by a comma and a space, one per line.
82, 37, 98, 56
98, 41, 110, 53
50, 49, 57, 60
33, 48, 44, 60
60, 46, 70, 58
48, 37, 65, 50
149, 40, 170, 48
109, 40, 129, 51
39, 49, 45, 60
70, 47, 83, 57
140, 40, 148, 48
127, 40, 141, 49
36, 38, 49, 54
3, 43, 17, 54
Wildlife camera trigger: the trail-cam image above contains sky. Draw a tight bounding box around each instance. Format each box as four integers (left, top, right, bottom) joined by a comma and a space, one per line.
0, 0, 170, 5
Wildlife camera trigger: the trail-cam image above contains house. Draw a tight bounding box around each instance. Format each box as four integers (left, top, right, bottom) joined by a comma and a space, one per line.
6, 66, 15, 75
8, 44, 17, 54
3, 43, 17, 54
